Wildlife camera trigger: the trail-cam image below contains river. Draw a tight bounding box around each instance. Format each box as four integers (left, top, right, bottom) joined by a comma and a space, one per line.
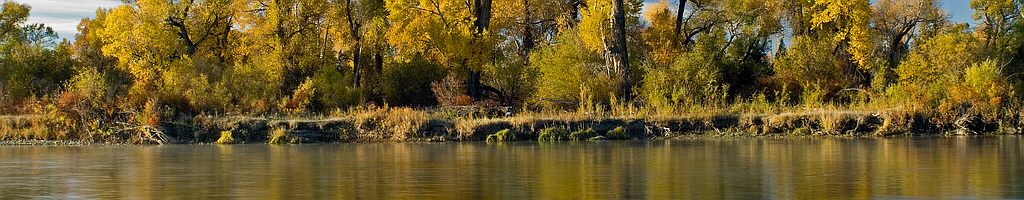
2, 136, 1023, 199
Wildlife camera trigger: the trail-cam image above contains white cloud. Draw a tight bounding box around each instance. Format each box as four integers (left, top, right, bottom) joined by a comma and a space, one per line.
10, 0, 122, 39
25, 16, 82, 36
12, 0, 122, 15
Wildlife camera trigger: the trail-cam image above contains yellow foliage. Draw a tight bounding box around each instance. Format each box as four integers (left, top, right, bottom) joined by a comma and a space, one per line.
642, 1, 680, 66
810, 0, 876, 68
385, 0, 492, 70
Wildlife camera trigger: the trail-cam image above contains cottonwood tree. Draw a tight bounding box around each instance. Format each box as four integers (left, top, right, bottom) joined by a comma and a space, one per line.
233, 0, 333, 100
971, 0, 1024, 100
575, 0, 642, 99
773, 0, 875, 100
872, 0, 944, 68
328, 0, 386, 89
385, 0, 499, 101
103, 0, 240, 108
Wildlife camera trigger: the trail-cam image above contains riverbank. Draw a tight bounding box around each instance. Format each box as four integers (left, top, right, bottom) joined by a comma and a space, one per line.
3, 106, 1022, 145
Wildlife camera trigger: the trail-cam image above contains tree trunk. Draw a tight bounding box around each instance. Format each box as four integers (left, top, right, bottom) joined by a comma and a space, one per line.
675, 0, 686, 35
522, 0, 535, 60
468, 0, 493, 101
352, 42, 362, 88
467, 70, 482, 101
346, 0, 363, 88
474, 0, 492, 33
610, 0, 632, 99
372, 51, 383, 102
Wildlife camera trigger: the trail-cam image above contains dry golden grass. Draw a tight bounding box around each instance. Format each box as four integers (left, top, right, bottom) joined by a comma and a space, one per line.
268, 127, 294, 144
0, 115, 52, 140
343, 106, 432, 141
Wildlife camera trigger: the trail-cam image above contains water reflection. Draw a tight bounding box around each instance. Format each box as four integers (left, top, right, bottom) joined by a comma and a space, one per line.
1, 136, 1023, 199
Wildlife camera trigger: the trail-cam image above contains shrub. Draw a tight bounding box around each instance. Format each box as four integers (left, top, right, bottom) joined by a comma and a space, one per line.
538, 127, 569, 141
311, 66, 360, 109
138, 97, 162, 127
69, 68, 107, 104
569, 128, 596, 141
269, 127, 298, 144
222, 58, 283, 112
486, 129, 514, 143
381, 55, 445, 106
641, 49, 728, 113
607, 126, 629, 140
216, 131, 234, 144
531, 30, 619, 110
773, 36, 844, 91
184, 74, 229, 113
432, 74, 468, 107
484, 60, 539, 106
352, 107, 430, 141
281, 78, 316, 114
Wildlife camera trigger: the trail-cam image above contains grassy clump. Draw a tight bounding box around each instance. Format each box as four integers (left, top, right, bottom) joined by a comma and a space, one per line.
216, 131, 234, 144
486, 129, 515, 143
606, 126, 628, 140
350, 107, 430, 141
790, 127, 812, 135
268, 127, 299, 144
569, 128, 596, 141
538, 127, 569, 141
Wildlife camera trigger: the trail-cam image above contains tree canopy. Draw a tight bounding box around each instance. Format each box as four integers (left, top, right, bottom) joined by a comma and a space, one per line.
0, 0, 1021, 119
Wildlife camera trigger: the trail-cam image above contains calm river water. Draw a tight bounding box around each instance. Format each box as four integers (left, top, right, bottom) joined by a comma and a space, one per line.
2, 136, 1024, 199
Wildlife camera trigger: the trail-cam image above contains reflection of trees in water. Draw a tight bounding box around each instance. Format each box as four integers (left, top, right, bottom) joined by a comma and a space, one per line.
0, 138, 1022, 198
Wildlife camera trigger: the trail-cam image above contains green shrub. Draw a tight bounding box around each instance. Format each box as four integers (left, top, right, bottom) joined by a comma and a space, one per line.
484, 60, 539, 107
537, 127, 569, 141
381, 54, 445, 106
69, 68, 107, 103
641, 32, 731, 113
607, 126, 629, 140
773, 36, 843, 90
569, 128, 596, 141
486, 129, 515, 143
531, 30, 619, 110
223, 57, 284, 112
311, 66, 360, 109
0, 39, 76, 101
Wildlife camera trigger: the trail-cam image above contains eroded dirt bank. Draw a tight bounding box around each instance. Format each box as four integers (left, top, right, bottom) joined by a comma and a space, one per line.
2, 110, 1021, 144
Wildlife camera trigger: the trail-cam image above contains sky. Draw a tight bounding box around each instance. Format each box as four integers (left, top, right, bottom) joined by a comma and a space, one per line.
15, 0, 123, 40
15, 0, 978, 41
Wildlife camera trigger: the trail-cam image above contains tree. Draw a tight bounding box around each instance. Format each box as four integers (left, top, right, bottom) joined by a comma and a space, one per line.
385, 0, 498, 101
0, 1, 28, 39
869, 0, 946, 91
772, 0, 874, 98
74, 8, 130, 101
609, 0, 631, 98
872, 0, 944, 69
971, 0, 1020, 53
575, 0, 642, 100
234, 0, 334, 103
971, 0, 1024, 100
642, 1, 680, 66
102, 0, 190, 99
328, 0, 386, 89
0, 2, 75, 101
